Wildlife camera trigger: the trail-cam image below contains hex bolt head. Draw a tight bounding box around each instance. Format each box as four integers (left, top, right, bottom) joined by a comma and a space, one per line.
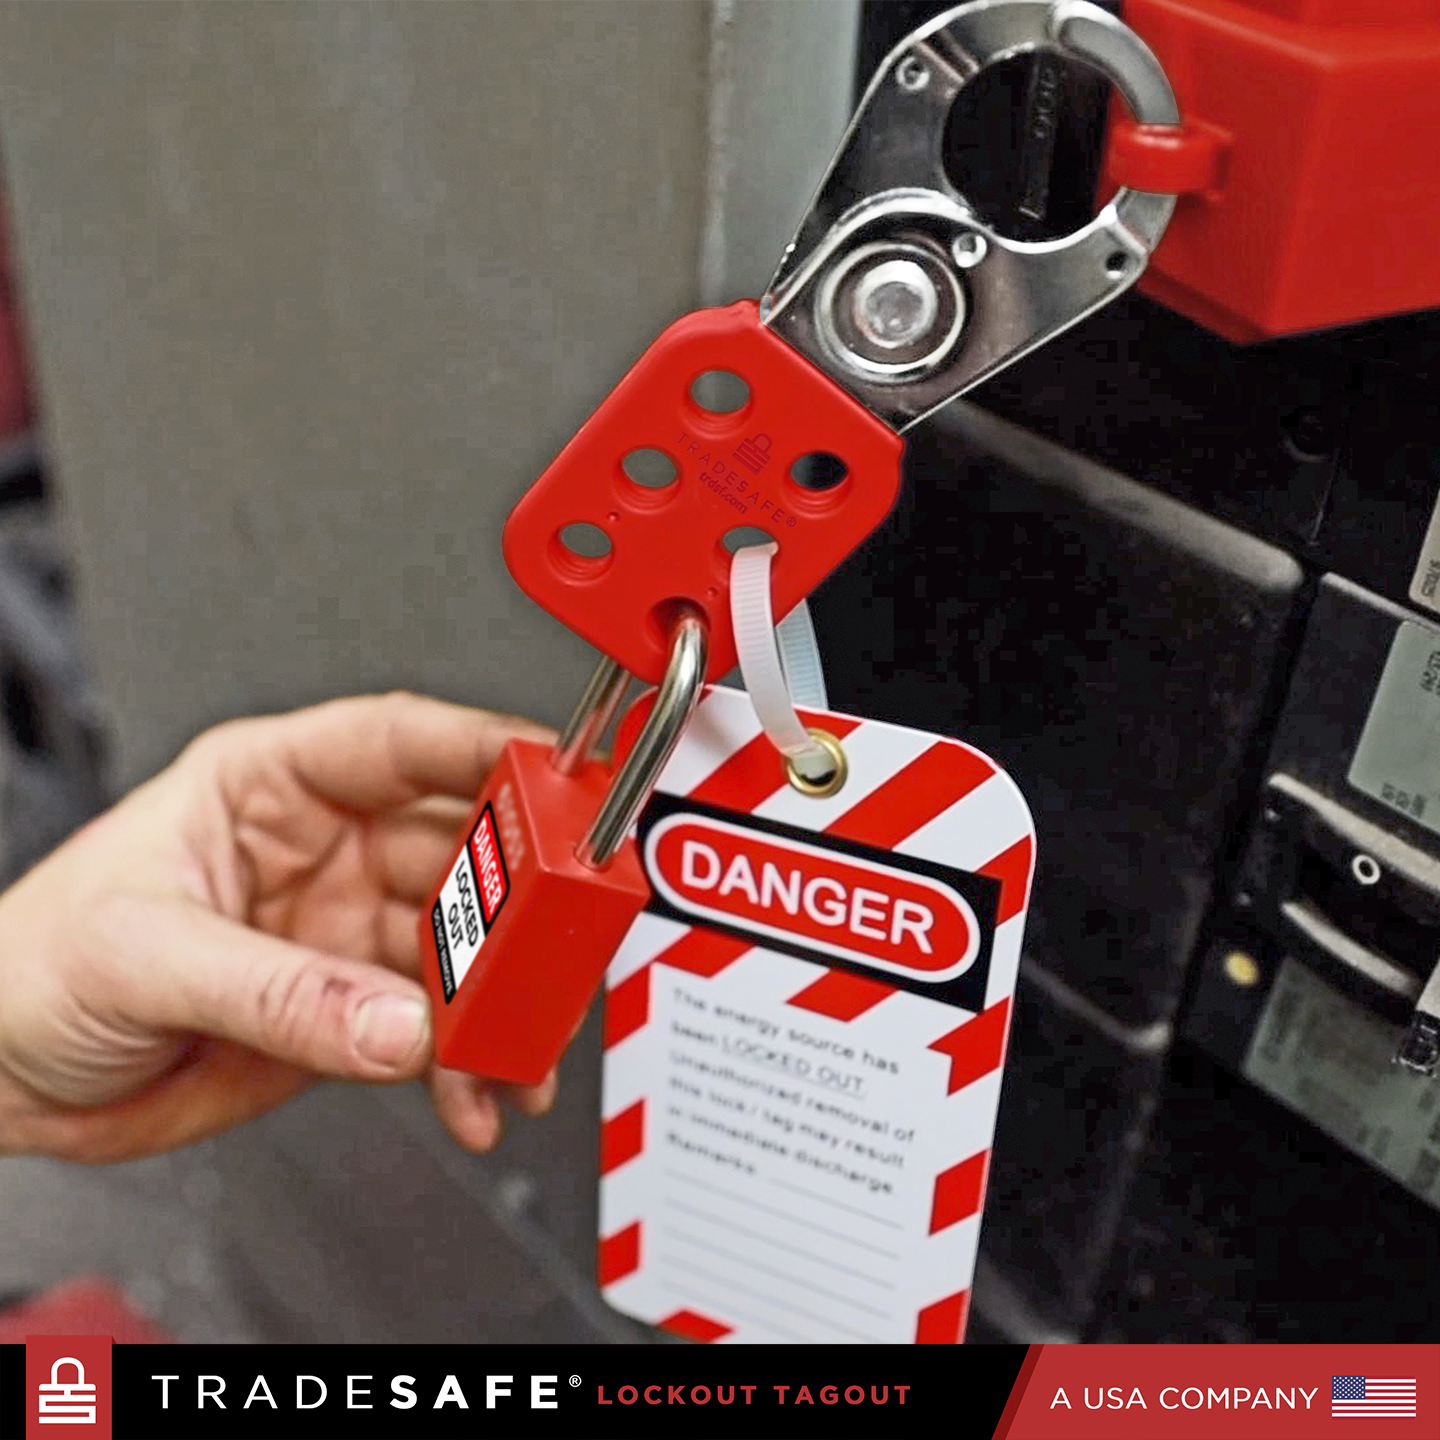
850, 258, 941, 351
814, 240, 967, 383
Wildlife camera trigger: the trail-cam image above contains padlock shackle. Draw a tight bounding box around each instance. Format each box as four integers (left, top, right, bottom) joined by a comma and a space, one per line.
576, 607, 708, 869
551, 655, 630, 777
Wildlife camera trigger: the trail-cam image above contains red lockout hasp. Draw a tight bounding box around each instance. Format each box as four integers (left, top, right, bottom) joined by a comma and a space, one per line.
502, 300, 904, 686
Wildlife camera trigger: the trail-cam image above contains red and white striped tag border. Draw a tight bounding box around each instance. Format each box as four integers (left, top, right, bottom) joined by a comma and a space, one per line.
597, 686, 1035, 1345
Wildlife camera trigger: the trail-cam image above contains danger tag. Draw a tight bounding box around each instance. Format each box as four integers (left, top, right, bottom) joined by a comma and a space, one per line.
597, 685, 1035, 1345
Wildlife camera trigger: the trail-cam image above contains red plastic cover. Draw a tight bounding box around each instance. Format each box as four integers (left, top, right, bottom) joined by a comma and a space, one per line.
1104, 0, 1440, 340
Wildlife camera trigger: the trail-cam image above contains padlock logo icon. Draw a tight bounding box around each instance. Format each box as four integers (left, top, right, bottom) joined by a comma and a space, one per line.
37, 1357, 97, 1424
25, 1331, 111, 1438
732, 431, 772, 474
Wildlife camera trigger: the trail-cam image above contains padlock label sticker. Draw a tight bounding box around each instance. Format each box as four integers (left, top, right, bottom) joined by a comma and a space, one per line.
431, 802, 509, 1001
597, 686, 1035, 1345
469, 806, 510, 924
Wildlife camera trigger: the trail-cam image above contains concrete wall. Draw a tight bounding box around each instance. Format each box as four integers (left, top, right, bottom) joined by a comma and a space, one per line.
0, 0, 858, 787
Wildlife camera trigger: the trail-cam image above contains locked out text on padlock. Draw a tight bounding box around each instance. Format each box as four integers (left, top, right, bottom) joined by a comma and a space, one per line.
38, 1358, 97, 1425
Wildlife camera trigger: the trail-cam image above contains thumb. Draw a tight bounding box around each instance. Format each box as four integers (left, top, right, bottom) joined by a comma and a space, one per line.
102, 893, 433, 1081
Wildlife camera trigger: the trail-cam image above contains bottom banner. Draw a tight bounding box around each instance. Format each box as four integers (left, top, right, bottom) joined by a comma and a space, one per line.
2, 1343, 1025, 1440
2, 1341, 1435, 1439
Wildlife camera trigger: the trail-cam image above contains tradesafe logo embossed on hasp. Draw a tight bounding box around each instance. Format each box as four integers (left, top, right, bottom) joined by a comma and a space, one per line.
645, 810, 981, 981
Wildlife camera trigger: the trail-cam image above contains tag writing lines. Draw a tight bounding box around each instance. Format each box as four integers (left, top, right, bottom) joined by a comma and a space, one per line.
659, 1168, 901, 1258
770, 1175, 905, 1229
658, 1232, 894, 1318
658, 1211, 898, 1289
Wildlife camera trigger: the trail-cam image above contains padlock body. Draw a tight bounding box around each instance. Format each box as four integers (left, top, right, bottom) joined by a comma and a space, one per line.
419, 738, 649, 1085
502, 300, 904, 684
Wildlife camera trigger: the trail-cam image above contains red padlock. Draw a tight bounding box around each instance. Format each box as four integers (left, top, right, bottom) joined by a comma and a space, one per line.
419, 609, 707, 1084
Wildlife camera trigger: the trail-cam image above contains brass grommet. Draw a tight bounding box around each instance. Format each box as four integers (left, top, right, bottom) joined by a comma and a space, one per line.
785, 728, 848, 798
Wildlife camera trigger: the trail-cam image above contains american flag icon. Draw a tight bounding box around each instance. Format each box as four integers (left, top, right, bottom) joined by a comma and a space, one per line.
1332, 1376, 1417, 1418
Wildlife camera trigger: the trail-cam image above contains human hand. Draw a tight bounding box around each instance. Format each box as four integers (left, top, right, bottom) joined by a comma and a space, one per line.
0, 692, 557, 1163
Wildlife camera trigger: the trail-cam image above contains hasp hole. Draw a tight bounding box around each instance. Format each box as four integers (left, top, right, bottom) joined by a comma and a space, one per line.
790, 452, 848, 491
942, 50, 1112, 242
559, 522, 612, 558
1104, 249, 1130, 278
722, 526, 774, 553
552, 522, 614, 580
622, 448, 678, 489
690, 369, 750, 415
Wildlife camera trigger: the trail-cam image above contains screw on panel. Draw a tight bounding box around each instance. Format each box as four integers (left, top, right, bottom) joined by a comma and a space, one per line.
895, 55, 929, 91
1351, 853, 1381, 886
951, 231, 988, 269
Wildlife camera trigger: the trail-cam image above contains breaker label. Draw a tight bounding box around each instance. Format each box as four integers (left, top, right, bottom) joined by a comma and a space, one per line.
1246, 957, 1440, 1213
1410, 485, 1440, 616
433, 804, 508, 1001
1348, 620, 1440, 836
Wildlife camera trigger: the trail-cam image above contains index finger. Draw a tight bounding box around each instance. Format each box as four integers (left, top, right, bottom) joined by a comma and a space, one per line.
270, 692, 555, 811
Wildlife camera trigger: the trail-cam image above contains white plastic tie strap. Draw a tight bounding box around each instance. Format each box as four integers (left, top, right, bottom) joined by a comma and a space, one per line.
729, 542, 834, 781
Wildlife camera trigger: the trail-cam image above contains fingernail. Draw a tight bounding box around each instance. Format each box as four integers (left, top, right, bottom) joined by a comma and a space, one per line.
353, 994, 430, 1070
